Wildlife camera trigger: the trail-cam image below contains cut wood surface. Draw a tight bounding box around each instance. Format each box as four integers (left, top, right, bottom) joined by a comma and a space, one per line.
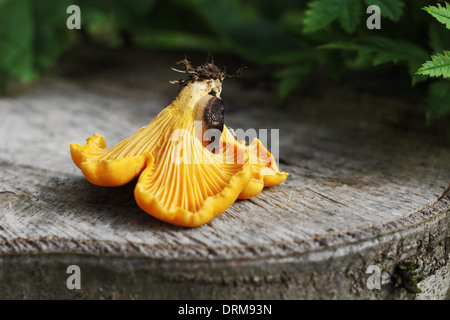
0, 50, 449, 299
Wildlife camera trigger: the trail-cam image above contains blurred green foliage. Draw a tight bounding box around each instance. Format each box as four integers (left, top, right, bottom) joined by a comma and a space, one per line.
0, 0, 449, 132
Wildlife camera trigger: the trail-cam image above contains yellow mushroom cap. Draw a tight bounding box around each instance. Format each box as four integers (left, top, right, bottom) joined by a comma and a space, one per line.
70, 64, 287, 227
234, 133, 288, 200
70, 133, 152, 187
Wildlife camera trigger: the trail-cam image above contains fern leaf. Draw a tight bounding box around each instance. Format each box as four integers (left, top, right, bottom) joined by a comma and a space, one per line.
303, 0, 364, 34
321, 37, 429, 77
423, 2, 450, 29
417, 51, 450, 78
303, 0, 340, 33
364, 0, 404, 22
338, 0, 362, 34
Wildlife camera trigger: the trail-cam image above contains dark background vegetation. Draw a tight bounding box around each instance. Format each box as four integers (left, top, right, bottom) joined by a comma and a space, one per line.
0, 0, 449, 138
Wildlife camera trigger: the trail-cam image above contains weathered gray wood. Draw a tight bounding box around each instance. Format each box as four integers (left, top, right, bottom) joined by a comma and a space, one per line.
0, 50, 449, 299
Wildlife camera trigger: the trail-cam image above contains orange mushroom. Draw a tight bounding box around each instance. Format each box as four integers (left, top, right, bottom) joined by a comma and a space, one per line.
70, 61, 287, 227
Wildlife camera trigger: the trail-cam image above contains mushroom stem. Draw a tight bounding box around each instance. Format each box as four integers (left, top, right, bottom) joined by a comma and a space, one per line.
194, 94, 225, 152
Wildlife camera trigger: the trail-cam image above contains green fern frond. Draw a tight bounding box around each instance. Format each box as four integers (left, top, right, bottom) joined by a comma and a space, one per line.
337, 0, 362, 34
417, 51, 450, 78
364, 0, 404, 22
423, 2, 450, 29
303, 0, 362, 34
303, 0, 340, 33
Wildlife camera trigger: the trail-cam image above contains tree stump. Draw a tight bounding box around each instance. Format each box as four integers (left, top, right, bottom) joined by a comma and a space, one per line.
0, 50, 449, 299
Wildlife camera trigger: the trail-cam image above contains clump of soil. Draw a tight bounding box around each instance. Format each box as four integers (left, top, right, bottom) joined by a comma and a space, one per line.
170, 57, 245, 85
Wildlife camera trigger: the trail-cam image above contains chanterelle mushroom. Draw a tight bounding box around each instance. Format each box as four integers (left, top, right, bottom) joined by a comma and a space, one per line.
70, 60, 287, 227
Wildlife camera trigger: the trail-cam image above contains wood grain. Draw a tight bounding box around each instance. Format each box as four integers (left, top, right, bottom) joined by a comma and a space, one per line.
0, 50, 449, 299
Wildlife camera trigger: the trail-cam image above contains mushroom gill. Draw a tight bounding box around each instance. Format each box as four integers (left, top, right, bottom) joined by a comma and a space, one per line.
70, 61, 287, 227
